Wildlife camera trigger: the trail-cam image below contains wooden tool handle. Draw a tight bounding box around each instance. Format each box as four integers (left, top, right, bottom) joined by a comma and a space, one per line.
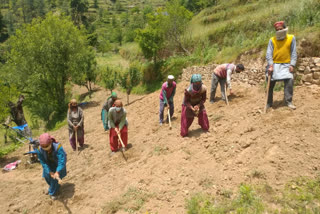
264, 74, 271, 114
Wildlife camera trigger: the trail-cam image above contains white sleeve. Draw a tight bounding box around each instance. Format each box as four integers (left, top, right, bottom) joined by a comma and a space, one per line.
227, 69, 232, 89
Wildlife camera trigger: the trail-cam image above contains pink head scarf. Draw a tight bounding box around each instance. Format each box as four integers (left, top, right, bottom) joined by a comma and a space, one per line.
39, 133, 55, 146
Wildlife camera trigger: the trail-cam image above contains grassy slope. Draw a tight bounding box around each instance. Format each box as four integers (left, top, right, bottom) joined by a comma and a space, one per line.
188, 0, 320, 63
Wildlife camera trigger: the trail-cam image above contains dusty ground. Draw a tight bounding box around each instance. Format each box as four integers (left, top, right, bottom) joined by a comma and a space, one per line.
1, 81, 320, 214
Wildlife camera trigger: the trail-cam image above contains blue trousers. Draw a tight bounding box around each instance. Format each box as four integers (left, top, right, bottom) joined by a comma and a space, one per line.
101, 109, 109, 131
43, 168, 66, 196
159, 99, 174, 123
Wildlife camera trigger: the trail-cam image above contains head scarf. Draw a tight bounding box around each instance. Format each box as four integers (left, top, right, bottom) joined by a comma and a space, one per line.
39, 133, 55, 146
190, 74, 202, 83
111, 92, 117, 98
274, 21, 284, 28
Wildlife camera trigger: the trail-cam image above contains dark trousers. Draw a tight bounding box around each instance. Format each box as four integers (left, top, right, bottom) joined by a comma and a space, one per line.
210, 73, 226, 102
159, 99, 174, 123
267, 78, 293, 106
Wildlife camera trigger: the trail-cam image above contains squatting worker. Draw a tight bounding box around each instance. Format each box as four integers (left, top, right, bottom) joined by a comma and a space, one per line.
108, 100, 128, 154
266, 21, 297, 110
210, 63, 244, 103
181, 74, 209, 137
159, 75, 176, 126
37, 133, 67, 200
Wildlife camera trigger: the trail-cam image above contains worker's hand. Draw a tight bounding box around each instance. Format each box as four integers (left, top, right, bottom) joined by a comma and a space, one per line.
194, 105, 199, 111
268, 65, 273, 75
115, 127, 119, 134
230, 89, 234, 96
53, 172, 60, 180
49, 172, 55, 178
289, 65, 294, 73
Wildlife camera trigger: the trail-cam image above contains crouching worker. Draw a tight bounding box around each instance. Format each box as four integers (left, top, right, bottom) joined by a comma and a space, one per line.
210, 63, 244, 103
37, 133, 67, 200
108, 100, 128, 154
181, 74, 209, 137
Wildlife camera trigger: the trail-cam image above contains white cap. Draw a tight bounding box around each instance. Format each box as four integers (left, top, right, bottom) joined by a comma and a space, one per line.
168, 75, 174, 80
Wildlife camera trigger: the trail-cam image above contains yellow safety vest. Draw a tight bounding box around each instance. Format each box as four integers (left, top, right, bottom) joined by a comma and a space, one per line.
271, 34, 294, 64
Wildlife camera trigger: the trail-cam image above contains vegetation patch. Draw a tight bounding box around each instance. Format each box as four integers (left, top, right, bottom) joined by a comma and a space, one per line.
186, 176, 320, 213
102, 187, 153, 214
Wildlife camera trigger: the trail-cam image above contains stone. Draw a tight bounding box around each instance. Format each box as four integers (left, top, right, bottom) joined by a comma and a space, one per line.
302, 74, 313, 82
312, 79, 320, 85
298, 66, 305, 71
304, 66, 311, 74
313, 72, 320, 79
316, 63, 320, 67
313, 58, 320, 64
312, 67, 320, 72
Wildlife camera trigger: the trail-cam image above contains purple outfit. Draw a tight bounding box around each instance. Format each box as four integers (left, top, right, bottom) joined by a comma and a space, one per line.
180, 84, 209, 137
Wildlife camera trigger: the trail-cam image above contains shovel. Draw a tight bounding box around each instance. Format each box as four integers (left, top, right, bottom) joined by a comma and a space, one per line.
167, 108, 172, 130
117, 130, 127, 161
264, 73, 271, 114
56, 177, 63, 185
225, 84, 229, 106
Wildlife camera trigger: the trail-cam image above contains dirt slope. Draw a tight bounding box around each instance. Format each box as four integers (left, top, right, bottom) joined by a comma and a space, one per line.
1, 81, 320, 214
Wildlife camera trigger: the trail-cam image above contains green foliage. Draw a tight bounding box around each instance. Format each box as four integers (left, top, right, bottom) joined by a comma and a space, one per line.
71, 47, 97, 92
0, 141, 23, 158
278, 177, 320, 212
101, 65, 119, 93
162, 0, 193, 55
70, 0, 89, 26
136, 10, 165, 64
5, 13, 94, 126
0, 81, 19, 123
102, 187, 153, 214
186, 184, 265, 213
119, 62, 141, 104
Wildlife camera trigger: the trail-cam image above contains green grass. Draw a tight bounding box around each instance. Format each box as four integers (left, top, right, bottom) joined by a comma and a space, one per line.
186, 176, 320, 213
188, 0, 320, 63
96, 53, 130, 69
101, 187, 153, 214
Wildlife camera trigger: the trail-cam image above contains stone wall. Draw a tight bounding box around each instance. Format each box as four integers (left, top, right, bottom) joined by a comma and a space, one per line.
296, 57, 320, 85
180, 57, 320, 86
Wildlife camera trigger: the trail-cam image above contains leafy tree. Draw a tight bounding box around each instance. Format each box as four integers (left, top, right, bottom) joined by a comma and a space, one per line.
5, 13, 94, 124
163, 0, 193, 55
70, 0, 89, 26
101, 66, 119, 93
119, 62, 141, 105
0, 81, 18, 123
94, 0, 99, 8
136, 10, 165, 65
71, 48, 97, 93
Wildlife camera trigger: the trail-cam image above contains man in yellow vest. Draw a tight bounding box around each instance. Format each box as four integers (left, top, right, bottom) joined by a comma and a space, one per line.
266, 21, 297, 110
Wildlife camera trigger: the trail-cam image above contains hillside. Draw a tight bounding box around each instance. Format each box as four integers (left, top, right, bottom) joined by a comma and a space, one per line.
1, 81, 320, 213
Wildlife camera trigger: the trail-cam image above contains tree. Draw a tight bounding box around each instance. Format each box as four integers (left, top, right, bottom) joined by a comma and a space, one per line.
70, 0, 89, 26
119, 63, 141, 105
101, 66, 119, 93
163, 0, 193, 55
94, 0, 99, 8
71, 48, 97, 93
0, 81, 18, 123
5, 13, 94, 124
136, 10, 165, 65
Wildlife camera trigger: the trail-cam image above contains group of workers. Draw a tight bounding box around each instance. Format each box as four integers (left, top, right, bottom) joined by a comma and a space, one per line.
36, 20, 297, 200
